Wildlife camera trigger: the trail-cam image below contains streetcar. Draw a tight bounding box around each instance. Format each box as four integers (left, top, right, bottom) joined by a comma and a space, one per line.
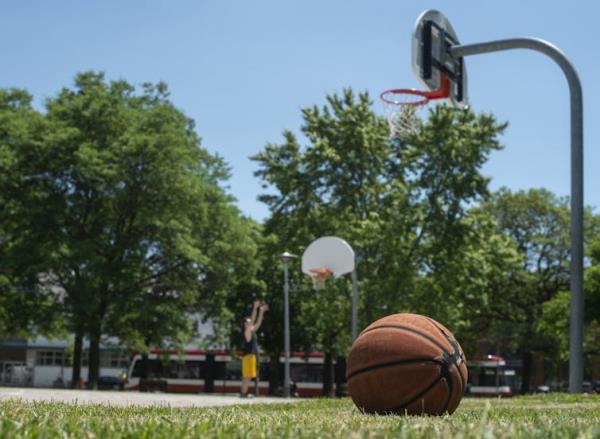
467, 354, 516, 396
124, 349, 336, 397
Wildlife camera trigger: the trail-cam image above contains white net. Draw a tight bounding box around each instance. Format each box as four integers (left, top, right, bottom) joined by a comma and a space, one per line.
383, 103, 423, 141
311, 276, 326, 290
309, 268, 332, 291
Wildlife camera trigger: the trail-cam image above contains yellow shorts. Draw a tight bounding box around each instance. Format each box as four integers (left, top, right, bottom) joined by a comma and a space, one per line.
242, 354, 257, 379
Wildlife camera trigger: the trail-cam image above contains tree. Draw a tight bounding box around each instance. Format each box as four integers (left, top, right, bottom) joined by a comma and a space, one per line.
583, 238, 600, 377
2, 72, 259, 388
252, 89, 506, 394
470, 188, 600, 391
0, 89, 63, 339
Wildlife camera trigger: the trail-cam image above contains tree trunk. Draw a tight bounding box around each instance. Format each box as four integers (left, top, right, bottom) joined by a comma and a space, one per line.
71, 327, 83, 389
520, 351, 533, 394
268, 353, 280, 395
322, 352, 335, 397
87, 326, 101, 390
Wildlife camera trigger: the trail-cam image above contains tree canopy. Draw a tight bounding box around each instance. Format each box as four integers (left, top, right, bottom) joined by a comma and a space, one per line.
0, 72, 260, 388
252, 89, 507, 393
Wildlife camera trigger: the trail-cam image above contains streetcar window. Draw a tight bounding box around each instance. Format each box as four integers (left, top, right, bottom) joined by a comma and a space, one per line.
131, 359, 204, 379
131, 359, 163, 378
224, 358, 241, 380
290, 364, 323, 383
211, 361, 228, 380
165, 361, 204, 379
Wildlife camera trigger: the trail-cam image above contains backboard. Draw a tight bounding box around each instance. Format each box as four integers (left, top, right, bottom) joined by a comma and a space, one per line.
412, 9, 468, 109
302, 237, 355, 279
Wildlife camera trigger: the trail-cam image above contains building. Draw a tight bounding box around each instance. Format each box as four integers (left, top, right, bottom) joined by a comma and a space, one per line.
0, 337, 129, 388
0, 315, 220, 388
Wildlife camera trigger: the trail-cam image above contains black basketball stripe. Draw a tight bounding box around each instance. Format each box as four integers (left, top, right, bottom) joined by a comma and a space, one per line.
439, 369, 454, 414
346, 357, 442, 381
423, 317, 467, 392
359, 324, 449, 355
388, 373, 444, 415
440, 381, 452, 414
422, 317, 455, 351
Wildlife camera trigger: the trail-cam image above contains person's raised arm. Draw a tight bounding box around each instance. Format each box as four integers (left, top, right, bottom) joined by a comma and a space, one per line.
250, 299, 260, 324
253, 304, 269, 332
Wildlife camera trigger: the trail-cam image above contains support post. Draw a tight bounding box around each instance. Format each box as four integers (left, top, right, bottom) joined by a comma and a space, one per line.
449, 38, 584, 392
351, 269, 359, 341
279, 253, 296, 398
283, 259, 291, 397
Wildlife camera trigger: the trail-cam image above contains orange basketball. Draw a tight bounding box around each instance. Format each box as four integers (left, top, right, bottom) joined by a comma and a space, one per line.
346, 313, 468, 416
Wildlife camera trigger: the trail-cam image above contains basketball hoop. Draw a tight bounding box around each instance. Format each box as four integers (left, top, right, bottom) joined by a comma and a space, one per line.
381, 76, 451, 141
308, 268, 333, 290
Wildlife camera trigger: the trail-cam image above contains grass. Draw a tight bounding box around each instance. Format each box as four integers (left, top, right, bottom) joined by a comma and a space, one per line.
0, 394, 599, 438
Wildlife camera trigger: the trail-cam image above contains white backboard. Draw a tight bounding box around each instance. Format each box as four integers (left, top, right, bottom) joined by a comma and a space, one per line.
301, 236, 355, 278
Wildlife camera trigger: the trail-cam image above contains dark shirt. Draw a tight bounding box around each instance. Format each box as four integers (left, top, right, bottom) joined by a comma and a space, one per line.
243, 330, 259, 355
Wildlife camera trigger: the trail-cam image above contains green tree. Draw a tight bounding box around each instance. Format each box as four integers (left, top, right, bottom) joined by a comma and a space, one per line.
583, 238, 600, 376
0, 89, 63, 338
472, 188, 600, 391
253, 90, 506, 394
3, 72, 259, 388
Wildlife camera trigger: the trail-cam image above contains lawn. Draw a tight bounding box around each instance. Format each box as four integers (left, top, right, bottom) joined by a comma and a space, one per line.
0, 394, 599, 438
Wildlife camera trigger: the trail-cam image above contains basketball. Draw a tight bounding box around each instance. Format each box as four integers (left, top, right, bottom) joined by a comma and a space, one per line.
346, 313, 468, 416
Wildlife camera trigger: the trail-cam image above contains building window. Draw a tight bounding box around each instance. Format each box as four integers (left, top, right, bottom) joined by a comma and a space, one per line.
35, 350, 65, 366
99, 351, 129, 369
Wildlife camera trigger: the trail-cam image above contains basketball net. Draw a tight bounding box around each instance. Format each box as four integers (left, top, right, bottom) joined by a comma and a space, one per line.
381, 76, 451, 141
383, 103, 422, 141
308, 268, 333, 290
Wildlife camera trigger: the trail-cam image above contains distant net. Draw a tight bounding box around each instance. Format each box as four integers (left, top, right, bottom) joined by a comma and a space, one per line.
381, 89, 429, 141
383, 104, 423, 140
308, 268, 333, 290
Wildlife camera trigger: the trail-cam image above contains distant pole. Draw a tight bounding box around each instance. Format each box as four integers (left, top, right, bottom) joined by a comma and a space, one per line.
450, 37, 584, 392
280, 252, 297, 398
351, 269, 359, 341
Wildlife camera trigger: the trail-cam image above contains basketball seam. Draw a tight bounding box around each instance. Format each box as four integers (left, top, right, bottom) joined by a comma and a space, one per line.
389, 373, 443, 415
359, 324, 449, 354
423, 317, 454, 350
346, 357, 441, 381
439, 365, 453, 414
423, 317, 467, 392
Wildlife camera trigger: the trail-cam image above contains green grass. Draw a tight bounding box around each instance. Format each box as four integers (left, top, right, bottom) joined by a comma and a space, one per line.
0, 394, 599, 438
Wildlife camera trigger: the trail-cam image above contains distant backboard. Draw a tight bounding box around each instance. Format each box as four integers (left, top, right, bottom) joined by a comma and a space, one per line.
412, 10, 468, 109
302, 237, 355, 279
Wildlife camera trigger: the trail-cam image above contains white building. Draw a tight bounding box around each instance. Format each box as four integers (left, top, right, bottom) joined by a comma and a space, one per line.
0, 315, 221, 388
0, 337, 128, 388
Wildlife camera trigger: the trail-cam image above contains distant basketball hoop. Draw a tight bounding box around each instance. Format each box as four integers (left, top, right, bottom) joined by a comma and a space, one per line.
301, 237, 355, 290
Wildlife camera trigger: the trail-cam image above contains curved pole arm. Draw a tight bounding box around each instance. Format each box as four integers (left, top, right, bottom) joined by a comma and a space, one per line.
450, 38, 582, 102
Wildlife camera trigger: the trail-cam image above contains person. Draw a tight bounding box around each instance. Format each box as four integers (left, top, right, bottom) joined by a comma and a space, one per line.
240, 299, 268, 397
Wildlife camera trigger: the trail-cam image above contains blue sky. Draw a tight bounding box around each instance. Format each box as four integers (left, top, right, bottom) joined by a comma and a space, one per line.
1, 1, 598, 221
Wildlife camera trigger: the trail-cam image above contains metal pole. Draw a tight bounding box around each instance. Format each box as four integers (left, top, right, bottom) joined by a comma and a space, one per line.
351, 269, 359, 341
283, 259, 291, 398
450, 38, 584, 393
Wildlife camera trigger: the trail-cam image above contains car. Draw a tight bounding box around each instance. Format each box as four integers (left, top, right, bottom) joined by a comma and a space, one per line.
536, 385, 550, 394
97, 375, 124, 391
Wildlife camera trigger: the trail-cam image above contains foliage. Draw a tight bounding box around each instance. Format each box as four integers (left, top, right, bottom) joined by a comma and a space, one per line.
465, 188, 600, 389
0, 72, 259, 386
464, 188, 570, 345
0, 89, 63, 338
252, 89, 507, 386
584, 239, 600, 365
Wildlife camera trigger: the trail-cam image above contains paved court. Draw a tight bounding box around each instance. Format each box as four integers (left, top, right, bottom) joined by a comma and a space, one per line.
0, 387, 300, 408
